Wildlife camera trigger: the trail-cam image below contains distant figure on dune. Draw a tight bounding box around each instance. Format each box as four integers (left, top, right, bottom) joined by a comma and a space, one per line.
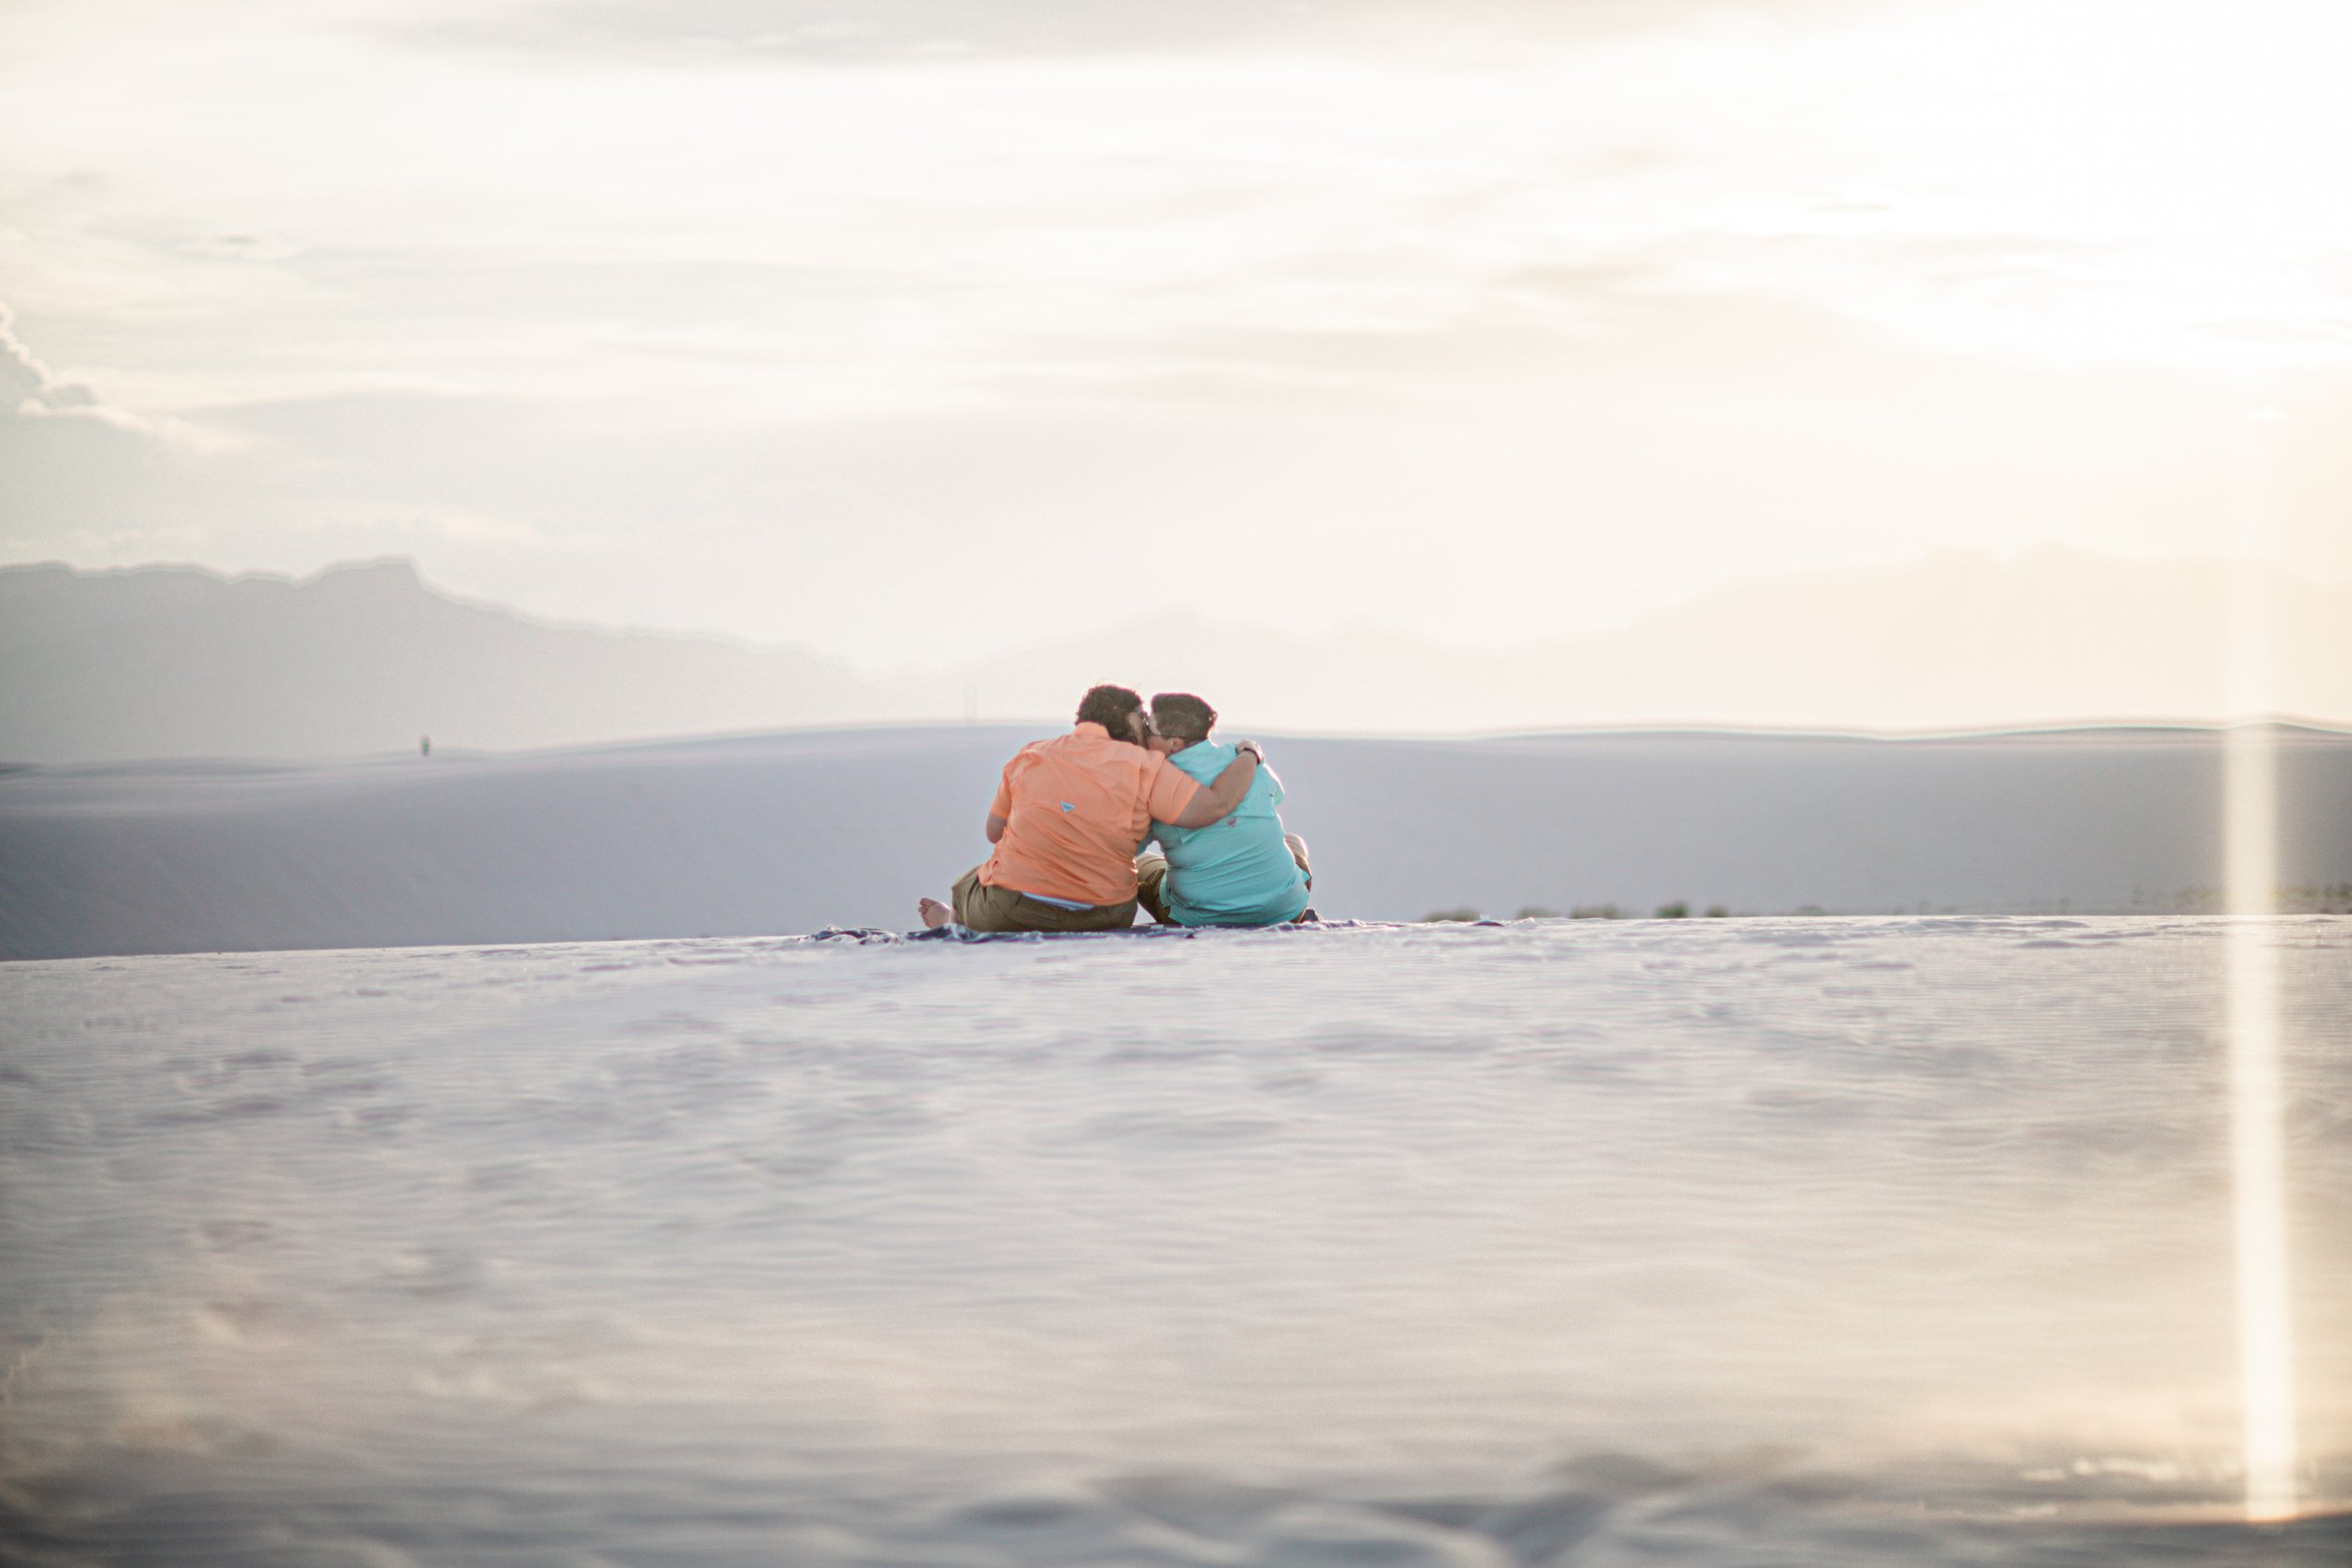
1137, 691, 1313, 927
917, 684, 1264, 933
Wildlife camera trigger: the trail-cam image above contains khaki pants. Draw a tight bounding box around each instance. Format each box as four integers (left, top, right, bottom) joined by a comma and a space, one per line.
951, 865, 1136, 933
1136, 834, 1312, 926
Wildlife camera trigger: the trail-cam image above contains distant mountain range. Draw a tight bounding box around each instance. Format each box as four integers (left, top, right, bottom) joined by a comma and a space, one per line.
965, 552, 2352, 738
4, 552, 2348, 762
0, 560, 879, 763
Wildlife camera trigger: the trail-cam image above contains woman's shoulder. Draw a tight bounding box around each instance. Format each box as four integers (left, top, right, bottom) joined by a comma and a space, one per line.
1172, 740, 1238, 779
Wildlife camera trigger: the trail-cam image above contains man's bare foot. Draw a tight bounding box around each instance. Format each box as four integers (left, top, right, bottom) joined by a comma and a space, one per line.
918, 896, 954, 929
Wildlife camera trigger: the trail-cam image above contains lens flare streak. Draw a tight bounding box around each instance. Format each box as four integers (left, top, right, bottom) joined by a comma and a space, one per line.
2223, 408, 2298, 1522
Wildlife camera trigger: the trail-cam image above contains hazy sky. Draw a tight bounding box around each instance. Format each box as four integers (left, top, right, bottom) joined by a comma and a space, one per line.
4, 0, 2346, 665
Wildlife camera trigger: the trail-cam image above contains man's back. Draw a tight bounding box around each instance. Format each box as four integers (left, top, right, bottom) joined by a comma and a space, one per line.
1149, 741, 1309, 926
980, 723, 1196, 908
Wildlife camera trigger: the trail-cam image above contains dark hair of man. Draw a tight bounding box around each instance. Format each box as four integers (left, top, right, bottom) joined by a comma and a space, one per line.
1074, 684, 1145, 739
1150, 692, 1217, 744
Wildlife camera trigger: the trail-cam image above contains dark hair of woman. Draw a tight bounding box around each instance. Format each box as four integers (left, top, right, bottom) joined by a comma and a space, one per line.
1149, 692, 1217, 744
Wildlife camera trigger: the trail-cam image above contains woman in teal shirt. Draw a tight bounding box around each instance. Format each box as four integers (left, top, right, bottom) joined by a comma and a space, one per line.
1136, 692, 1312, 927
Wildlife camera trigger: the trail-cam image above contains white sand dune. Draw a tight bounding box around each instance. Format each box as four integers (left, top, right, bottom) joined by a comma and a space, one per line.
4, 723, 2347, 960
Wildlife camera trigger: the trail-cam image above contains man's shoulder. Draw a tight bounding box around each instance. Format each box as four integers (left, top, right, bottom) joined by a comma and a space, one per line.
1011, 731, 1086, 764
1010, 729, 1152, 783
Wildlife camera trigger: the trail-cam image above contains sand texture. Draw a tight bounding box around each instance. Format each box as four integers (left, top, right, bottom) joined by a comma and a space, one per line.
2, 917, 2346, 1562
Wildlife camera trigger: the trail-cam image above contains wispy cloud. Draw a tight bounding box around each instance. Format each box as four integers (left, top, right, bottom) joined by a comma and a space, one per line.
373, 0, 1859, 65
2, 304, 101, 415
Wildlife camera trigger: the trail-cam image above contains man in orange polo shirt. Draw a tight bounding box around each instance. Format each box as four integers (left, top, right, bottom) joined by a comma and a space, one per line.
917, 684, 1264, 933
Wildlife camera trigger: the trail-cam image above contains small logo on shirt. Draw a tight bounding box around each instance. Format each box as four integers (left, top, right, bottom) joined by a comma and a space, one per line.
1060, 801, 1075, 812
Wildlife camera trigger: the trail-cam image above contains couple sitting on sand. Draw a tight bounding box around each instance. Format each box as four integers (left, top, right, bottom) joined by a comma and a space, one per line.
918, 684, 1313, 934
